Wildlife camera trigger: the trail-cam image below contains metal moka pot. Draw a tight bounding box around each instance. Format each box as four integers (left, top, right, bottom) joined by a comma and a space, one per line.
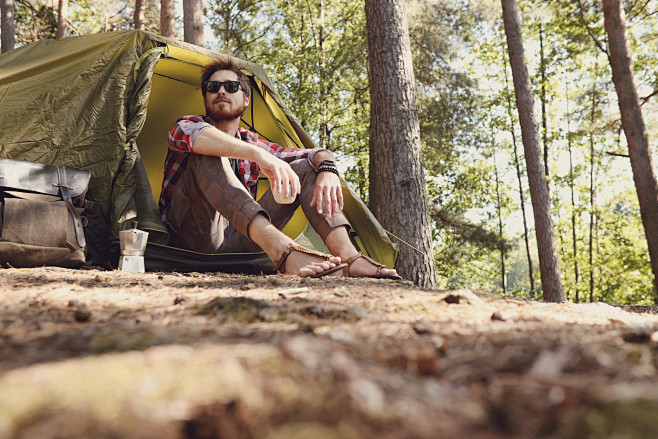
118, 221, 149, 273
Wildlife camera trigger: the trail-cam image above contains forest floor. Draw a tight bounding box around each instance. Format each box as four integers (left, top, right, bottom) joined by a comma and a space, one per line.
1, 267, 658, 439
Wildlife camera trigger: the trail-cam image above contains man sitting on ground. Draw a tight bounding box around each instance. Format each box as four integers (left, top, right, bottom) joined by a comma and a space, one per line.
158, 57, 400, 279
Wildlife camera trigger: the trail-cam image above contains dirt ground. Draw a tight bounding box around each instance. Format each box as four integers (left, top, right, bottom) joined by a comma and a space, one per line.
2, 267, 658, 439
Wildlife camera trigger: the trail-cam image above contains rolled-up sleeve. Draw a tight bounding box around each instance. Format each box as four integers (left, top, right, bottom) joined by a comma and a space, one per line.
305, 148, 335, 171
168, 116, 212, 153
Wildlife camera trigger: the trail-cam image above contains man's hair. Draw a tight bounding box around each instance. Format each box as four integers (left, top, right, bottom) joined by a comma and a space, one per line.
201, 57, 252, 99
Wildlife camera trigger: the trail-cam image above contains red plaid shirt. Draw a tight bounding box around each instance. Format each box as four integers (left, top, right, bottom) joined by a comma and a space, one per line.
159, 115, 323, 222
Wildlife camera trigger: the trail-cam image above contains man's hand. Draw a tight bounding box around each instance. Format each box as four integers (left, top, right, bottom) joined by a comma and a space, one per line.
311, 171, 343, 217
257, 153, 301, 199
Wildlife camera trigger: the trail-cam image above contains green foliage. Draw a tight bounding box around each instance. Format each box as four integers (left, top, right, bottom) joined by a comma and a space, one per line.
408, 0, 483, 179
205, 0, 267, 58
407, 0, 514, 289
14, 0, 57, 44
11, 0, 158, 44
595, 191, 655, 304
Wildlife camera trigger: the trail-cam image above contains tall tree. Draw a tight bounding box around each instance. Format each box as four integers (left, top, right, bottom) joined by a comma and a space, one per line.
502, 45, 536, 296
160, 0, 175, 37
538, 23, 550, 186
134, 0, 145, 30
588, 66, 600, 304
1, 0, 14, 52
603, 0, 658, 301
565, 80, 580, 301
365, 0, 436, 288
183, 0, 204, 46
55, 0, 66, 38
501, 0, 564, 302
493, 148, 507, 293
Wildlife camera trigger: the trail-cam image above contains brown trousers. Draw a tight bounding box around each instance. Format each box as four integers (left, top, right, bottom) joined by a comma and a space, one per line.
165, 155, 350, 254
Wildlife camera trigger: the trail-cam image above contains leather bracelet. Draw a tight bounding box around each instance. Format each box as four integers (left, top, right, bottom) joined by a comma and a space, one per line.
318, 160, 336, 168
318, 166, 340, 176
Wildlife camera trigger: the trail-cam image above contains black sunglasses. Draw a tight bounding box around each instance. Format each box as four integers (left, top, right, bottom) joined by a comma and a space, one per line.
205, 80, 242, 94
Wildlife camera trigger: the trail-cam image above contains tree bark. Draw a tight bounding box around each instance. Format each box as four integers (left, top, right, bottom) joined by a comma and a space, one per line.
134, 0, 146, 30
589, 111, 596, 303
589, 67, 598, 303
56, 0, 67, 39
1, 0, 14, 52
183, 0, 204, 47
160, 0, 175, 38
502, 41, 535, 296
603, 0, 658, 301
501, 0, 564, 302
539, 24, 550, 186
365, 0, 437, 288
493, 150, 507, 293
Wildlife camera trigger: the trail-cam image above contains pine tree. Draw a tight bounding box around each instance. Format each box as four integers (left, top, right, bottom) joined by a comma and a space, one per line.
365, 0, 437, 287
603, 0, 658, 302
501, 0, 564, 302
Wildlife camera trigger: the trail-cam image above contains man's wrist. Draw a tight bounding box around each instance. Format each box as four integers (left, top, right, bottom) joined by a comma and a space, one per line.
312, 150, 335, 169
251, 145, 270, 164
318, 166, 340, 176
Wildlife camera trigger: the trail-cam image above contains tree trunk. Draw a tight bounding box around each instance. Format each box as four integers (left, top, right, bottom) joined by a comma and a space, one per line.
603, 0, 658, 302
539, 24, 550, 186
589, 67, 598, 303
589, 113, 596, 303
502, 42, 535, 296
493, 150, 507, 293
183, 0, 204, 47
134, 0, 146, 30
56, 0, 67, 39
513, 129, 536, 296
160, 0, 175, 38
566, 80, 580, 302
1, 0, 14, 52
569, 142, 579, 301
365, 0, 437, 288
501, 0, 564, 302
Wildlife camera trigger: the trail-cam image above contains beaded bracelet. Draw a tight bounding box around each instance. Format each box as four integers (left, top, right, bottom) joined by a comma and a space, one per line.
318, 166, 340, 176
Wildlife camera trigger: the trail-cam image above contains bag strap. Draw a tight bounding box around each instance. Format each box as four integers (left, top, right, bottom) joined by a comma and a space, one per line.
54, 166, 86, 249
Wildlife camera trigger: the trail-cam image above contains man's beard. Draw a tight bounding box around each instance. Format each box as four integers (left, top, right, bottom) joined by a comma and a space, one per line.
205, 99, 247, 122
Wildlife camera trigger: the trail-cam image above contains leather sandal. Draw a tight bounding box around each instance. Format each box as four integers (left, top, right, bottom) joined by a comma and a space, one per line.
342, 252, 402, 280
274, 243, 348, 278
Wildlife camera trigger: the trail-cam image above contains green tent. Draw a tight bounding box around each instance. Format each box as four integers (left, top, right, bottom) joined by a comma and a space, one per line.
0, 30, 398, 272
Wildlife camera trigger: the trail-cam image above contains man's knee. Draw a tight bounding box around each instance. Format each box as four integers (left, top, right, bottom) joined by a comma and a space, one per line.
187, 154, 232, 177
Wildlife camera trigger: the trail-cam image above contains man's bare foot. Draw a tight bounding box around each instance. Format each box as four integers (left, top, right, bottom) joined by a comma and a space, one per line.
274, 243, 344, 277
249, 218, 344, 278
340, 252, 401, 279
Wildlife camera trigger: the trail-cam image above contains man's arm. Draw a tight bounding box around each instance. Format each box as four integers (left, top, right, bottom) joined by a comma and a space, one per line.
193, 125, 264, 161
193, 125, 302, 198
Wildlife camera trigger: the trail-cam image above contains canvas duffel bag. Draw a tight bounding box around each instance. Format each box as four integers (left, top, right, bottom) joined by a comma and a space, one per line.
0, 159, 91, 268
